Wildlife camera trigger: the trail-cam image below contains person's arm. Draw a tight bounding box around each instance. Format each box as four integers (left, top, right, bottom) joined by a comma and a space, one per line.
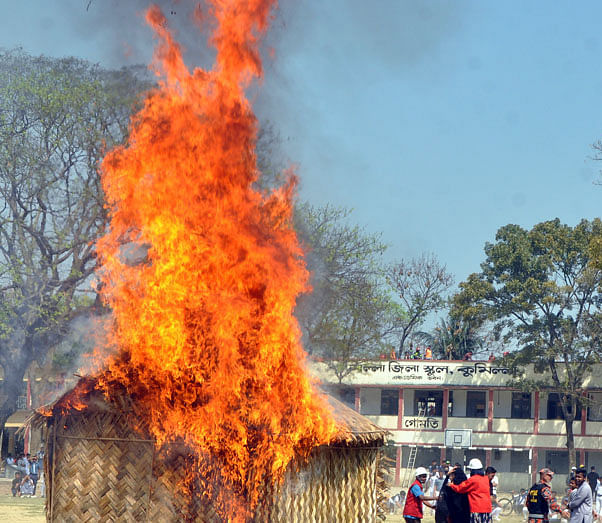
541, 485, 563, 514
411, 483, 438, 504
568, 486, 586, 510
448, 477, 473, 494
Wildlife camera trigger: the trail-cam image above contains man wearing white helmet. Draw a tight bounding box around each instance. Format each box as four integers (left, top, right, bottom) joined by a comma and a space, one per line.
403, 466, 439, 523
448, 458, 493, 523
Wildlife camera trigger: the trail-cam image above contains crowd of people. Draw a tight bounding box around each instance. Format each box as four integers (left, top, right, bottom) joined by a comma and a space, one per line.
381, 342, 510, 362
5, 451, 44, 498
390, 460, 601, 523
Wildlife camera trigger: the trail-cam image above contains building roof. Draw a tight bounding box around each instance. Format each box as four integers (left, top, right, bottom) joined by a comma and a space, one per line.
28, 377, 388, 446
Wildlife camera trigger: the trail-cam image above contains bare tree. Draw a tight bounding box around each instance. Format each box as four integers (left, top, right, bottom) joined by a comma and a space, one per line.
294, 204, 401, 382
386, 253, 454, 354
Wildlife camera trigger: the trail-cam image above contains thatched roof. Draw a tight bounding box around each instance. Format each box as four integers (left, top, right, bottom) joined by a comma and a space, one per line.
28, 377, 388, 447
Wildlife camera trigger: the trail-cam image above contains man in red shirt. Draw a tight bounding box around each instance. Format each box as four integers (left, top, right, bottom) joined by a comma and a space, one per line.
404, 467, 439, 523
448, 459, 492, 523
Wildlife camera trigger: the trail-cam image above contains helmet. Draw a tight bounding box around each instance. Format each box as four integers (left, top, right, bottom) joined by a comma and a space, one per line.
468, 458, 483, 469
415, 467, 428, 477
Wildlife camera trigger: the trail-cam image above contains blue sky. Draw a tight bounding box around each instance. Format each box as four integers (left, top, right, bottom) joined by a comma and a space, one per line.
2, 0, 602, 287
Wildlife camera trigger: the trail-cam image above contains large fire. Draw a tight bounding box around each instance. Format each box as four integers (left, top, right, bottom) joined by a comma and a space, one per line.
91, 1, 335, 520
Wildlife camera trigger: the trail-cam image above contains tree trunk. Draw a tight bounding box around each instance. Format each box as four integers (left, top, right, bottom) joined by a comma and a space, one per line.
565, 417, 576, 473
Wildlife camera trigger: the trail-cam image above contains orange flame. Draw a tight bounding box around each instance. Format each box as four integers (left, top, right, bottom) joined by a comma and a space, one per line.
93, 2, 335, 519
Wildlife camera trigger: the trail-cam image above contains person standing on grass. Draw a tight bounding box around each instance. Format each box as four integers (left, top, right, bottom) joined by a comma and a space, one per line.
404, 467, 439, 523
448, 458, 492, 523
526, 468, 564, 523
565, 468, 595, 523
587, 468, 599, 504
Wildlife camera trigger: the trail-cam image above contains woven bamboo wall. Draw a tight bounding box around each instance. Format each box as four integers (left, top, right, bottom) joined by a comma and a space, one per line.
46, 411, 220, 523
47, 411, 154, 522
40, 387, 386, 522
262, 446, 381, 522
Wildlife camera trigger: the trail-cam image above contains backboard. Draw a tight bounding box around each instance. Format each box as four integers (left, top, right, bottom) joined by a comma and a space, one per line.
444, 428, 472, 448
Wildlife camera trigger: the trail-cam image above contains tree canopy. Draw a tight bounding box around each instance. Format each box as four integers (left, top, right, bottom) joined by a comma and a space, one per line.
294, 203, 402, 382
452, 218, 602, 469
0, 49, 150, 432
386, 253, 454, 354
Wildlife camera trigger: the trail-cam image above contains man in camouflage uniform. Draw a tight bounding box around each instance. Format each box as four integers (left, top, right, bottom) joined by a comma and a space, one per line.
526, 468, 563, 523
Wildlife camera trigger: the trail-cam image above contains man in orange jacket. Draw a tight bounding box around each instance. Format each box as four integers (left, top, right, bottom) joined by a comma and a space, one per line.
448, 459, 492, 523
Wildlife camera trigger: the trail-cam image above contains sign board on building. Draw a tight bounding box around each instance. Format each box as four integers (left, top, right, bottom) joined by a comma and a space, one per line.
444, 429, 472, 448
313, 360, 514, 387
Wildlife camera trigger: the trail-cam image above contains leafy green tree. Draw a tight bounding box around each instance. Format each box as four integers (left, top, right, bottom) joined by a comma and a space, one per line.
414, 316, 486, 360
0, 50, 150, 433
294, 203, 401, 382
386, 253, 454, 355
452, 218, 602, 470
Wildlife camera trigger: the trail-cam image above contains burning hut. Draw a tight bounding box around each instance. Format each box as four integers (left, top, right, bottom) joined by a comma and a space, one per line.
29, 379, 388, 522
26, 2, 391, 521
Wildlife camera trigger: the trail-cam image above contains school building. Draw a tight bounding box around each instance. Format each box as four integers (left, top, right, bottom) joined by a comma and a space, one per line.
312, 359, 602, 492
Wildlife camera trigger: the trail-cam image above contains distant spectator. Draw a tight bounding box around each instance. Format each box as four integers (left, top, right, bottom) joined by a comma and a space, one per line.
587, 467, 598, 502
11, 471, 22, 497
485, 466, 498, 496
29, 455, 41, 495
488, 353, 495, 362
20, 474, 35, 497
425, 346, 433, 360
463, 351, 473, 361
412, 347, 422, 360
491, 494, 502, 521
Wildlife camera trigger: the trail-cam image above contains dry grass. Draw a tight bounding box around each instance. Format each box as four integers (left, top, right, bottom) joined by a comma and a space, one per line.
0, 495, 45, 522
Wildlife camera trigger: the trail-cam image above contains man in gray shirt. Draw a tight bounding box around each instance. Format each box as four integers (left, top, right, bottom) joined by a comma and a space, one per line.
566, 468, 594, 523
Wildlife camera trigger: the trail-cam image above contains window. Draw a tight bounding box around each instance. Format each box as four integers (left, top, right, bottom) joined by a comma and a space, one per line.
511, 392, 531, 419
587, 394, 602, 421
510, 450, 530, 472
339, 387, 356, 409
414, 390, 443, 416
381, 389, 399, 415
547, 393, 581, 420
545, 450, 568, 472
466, 391, 487, 418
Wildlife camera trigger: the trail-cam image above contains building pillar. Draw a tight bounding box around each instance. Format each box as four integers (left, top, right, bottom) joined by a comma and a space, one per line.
442, 389, 449, 429
532, 448, 538, 485
354, 387, 361, 413
397, 388, 404, 430
485, 449, 492, 468
487, 389, 494, 432
441, 447, 447, 464
395, 445, 402, 486
581, 391, 587, 436
534, 391, 540, 434
579, 449, 586, 468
